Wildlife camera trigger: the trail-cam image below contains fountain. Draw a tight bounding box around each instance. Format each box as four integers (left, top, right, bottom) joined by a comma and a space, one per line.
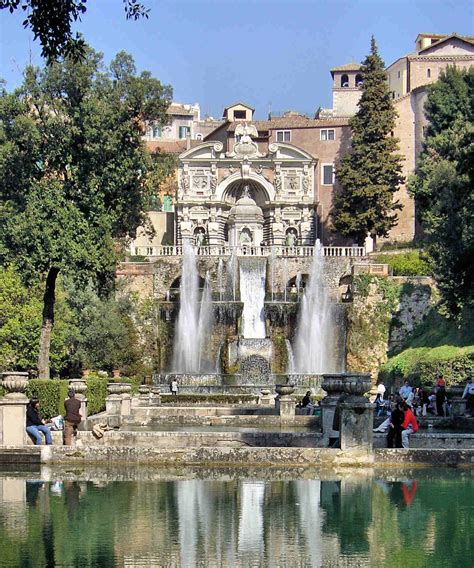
171, 241, 213, 373
293, 240, 343, 374
239, 258, 266, 339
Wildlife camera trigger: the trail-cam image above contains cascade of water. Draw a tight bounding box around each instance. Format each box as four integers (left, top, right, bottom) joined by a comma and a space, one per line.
171, 242, 212, 372
227, 250, 238, 301
197, 271, 213, 370
239, 258, 266, 339
295, 271, 302, 299
293, 240, 343, 373
282, 258, 288, 302
217, 258, 224, 302
285, 339, 295, 374
270, 247, 276, 302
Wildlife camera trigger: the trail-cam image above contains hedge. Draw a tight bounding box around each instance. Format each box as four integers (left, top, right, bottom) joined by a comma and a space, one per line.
86, 376, 109, 416
375, 251, 430, 276
25, 379, 70, 420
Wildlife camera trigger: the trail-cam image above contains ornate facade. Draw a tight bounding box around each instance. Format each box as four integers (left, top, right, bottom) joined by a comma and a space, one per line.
176, 125, 316, 246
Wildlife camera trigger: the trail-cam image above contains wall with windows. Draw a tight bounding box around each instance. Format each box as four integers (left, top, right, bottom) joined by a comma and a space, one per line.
386, 59, 408, 99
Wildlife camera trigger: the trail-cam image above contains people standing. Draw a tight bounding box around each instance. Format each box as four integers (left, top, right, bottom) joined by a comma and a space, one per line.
401, 401, 419, 448
436, 382, 447, 417
64, 389, 82, 445
26, 399, 52, 445
171, 379, 178, 397
462, 379, 474, 416
399, 381, 412, 401
376, 380, 386, 400
387, 399, 405, 448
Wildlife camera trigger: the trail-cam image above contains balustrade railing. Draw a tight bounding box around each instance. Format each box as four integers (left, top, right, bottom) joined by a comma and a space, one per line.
130, 244, 366, 258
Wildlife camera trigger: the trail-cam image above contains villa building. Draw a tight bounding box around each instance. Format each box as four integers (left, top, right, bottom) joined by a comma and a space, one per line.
130, 33, 473, 256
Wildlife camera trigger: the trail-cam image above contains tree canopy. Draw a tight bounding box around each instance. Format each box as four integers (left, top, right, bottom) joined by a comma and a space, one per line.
332, 37, 404, 244
0, 47, 174, 377
409, 66, 474, 316
0, 0, 149, 61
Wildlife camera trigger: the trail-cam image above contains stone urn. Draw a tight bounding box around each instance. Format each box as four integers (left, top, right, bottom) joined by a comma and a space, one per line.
341, 373, 372, 402
151, 386, 161, 395
447, 385, 465, 398
69, 379, 87, 395
115, 382, 132, 395
275, 384, 295, 397
260, 389, 271, 396
107, 383, 122, 396
1, 371, 29, 398
138, 385, 150, 395
321, 375, 345, 400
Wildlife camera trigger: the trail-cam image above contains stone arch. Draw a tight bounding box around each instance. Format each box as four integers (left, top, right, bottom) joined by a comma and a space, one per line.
355, 73, 363, 87
341, 74, 349, 87
216, 172, 275, 204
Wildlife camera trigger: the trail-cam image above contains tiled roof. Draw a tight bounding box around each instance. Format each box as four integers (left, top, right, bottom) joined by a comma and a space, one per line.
146, 140, 188, 154
167, 104, 195, 116
227, 116, 350, 131
417, 33, 474, 53
330, 63, 362, 72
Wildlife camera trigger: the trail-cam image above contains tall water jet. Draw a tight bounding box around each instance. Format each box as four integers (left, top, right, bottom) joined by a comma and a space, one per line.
227, 250, 238, 301
293, 241, 342, 373
172, 241, 213, 372
217, 258, 224, 301
282, 258, 288, 302
239, 258, 266, 339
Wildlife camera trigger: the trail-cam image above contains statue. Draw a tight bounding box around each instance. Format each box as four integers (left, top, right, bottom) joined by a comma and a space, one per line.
240, 229, 252, 245
286, 230, 297, 247
241, 185, 252, 199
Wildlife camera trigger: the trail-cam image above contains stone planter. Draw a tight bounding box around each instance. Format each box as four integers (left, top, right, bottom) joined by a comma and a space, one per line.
69, 379, 87, 395
275, 384, 295, 397
107, 383, 123, 396
116, 383, 132, 395
138, 385, 150, 395
1, 372, 29, 398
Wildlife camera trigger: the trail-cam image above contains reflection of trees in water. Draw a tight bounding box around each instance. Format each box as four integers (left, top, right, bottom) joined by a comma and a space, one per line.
0, 474, 472, 566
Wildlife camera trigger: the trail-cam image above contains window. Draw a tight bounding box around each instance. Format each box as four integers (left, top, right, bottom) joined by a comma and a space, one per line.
276, 130, 291, 142
397, 70, 401, 79
341, 74, 349, 87
196, 133, 203, 141
179, 126, 190, 139
233, 110, 246, 119
355, 74, 363, 87
152, 124, 162, 138
322, 164, 334, 185
427, 68, 431, 78
320, 129, 335, 141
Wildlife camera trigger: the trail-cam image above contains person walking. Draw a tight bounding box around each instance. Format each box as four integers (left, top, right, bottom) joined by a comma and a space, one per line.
387, 399, 405, 448
26, 399, 52, 445
64, 388, 82, 445
401, 401, 419, 448
462, 379, 474, 415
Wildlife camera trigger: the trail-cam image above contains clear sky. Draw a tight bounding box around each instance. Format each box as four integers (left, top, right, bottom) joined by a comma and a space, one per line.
1, 0, 472, 118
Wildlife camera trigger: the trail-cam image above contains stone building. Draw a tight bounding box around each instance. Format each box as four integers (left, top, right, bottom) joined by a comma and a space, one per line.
130, 33, 473, 254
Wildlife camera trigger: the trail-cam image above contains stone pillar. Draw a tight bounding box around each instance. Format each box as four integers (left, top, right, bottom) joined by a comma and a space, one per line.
106, 384, 122, 428
259, 389, 272, 406
275, 384, 295, 421
138, 385, 151, 406
451, 397, 467, 417
150, 387, 162, 406
0, 372, 29, 446
69, 379, 88, 431
119, 383, 132, 416
340, 402, 374, 451
320, 376, 344, 445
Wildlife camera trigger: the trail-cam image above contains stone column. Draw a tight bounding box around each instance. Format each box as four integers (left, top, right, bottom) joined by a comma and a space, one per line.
118, 383, 132, 416
150, 387, 162, 406
340, 402, 374, 451
138, 385, 151, 406
105, 384, 122, 428
0, 372, 29, 446
275, 384, 295, 421
69, 379, 88, 431
320, 375, 344, 445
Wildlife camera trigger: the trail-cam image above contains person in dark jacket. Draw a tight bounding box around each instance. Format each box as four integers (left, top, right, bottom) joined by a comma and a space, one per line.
64, 388, 82, 445
436, 384, 447, 416
26, 398, 52, 445
387, 399, 405, 448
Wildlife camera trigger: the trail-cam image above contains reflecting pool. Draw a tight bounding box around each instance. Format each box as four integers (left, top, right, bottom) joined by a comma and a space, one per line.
0, 468, 472, 567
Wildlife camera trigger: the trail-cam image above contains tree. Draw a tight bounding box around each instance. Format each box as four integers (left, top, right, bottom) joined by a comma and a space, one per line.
0, 0, 149, 61
409, 66, 474, 316
0, 48, 172, 377
332, 37, 404, 244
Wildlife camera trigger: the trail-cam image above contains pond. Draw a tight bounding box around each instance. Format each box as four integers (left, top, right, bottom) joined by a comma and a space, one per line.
0, 467, 472, 567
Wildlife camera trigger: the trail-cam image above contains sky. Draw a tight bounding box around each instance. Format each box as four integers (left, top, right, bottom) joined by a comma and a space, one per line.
1, 0, 472, 119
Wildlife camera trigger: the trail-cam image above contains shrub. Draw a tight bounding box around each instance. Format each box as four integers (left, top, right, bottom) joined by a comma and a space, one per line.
26, 379, 69, 420
86, 376, 109, 416
375, 251, 430, 276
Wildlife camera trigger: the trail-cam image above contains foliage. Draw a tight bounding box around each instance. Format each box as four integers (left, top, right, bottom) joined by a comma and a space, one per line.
332, 37, 404, 243
85, 376, 108, 416
375, 251, 430, 276
0, 266, 75, 374
26, 379, 70, 420
0, 48, 172, 377
379, 307, 474, 387
409, 66, 474, 315
0, 1, 149, 61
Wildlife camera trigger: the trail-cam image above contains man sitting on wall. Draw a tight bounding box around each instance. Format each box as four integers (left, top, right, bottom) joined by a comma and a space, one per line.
26, 398, 52, 445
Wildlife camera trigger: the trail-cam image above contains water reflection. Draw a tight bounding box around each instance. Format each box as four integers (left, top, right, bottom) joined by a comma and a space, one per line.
0, 469, 472, 567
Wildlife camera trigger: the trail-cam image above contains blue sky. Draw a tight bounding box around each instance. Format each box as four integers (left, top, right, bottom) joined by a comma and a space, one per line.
1, 0, 472, 118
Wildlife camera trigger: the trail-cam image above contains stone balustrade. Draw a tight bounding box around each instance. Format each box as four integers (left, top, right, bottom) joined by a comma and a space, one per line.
130, 244, 366, 258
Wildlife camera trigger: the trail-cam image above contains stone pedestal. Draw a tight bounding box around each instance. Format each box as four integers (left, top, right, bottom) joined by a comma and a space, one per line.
121, 394, 132, 416
138, 385, 150, 406
450, 397, 467, 417
69, 379, 88, 431
150, 387, 161, 406
279, 396, 295, 420
259, 389, 272, 406
105, 395, 122, 428
0, 395, 29, 446
340, 402, 374, 451
320, 396, 339, 444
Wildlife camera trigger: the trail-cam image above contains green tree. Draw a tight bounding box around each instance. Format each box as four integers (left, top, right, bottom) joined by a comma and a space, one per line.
0, 0, 149, 61
0, 48, 172, 377
332, 37, 404, 244
409, 66, 474, 316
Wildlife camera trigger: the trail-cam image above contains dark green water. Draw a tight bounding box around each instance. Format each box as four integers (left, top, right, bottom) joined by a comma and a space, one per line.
0, 468, 472, 567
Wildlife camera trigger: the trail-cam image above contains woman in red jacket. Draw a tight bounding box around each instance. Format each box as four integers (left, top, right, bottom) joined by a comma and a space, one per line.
401, 401, 419, 448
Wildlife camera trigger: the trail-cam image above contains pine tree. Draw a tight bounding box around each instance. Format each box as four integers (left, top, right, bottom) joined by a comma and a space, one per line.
332, 37, 404, 244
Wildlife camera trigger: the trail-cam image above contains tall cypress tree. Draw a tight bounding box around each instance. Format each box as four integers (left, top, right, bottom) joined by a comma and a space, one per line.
332, 37, 404, 244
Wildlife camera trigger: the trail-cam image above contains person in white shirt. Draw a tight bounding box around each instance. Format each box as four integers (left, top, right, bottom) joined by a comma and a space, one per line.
377, 381, 386, 400
462, 379, 474, 415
